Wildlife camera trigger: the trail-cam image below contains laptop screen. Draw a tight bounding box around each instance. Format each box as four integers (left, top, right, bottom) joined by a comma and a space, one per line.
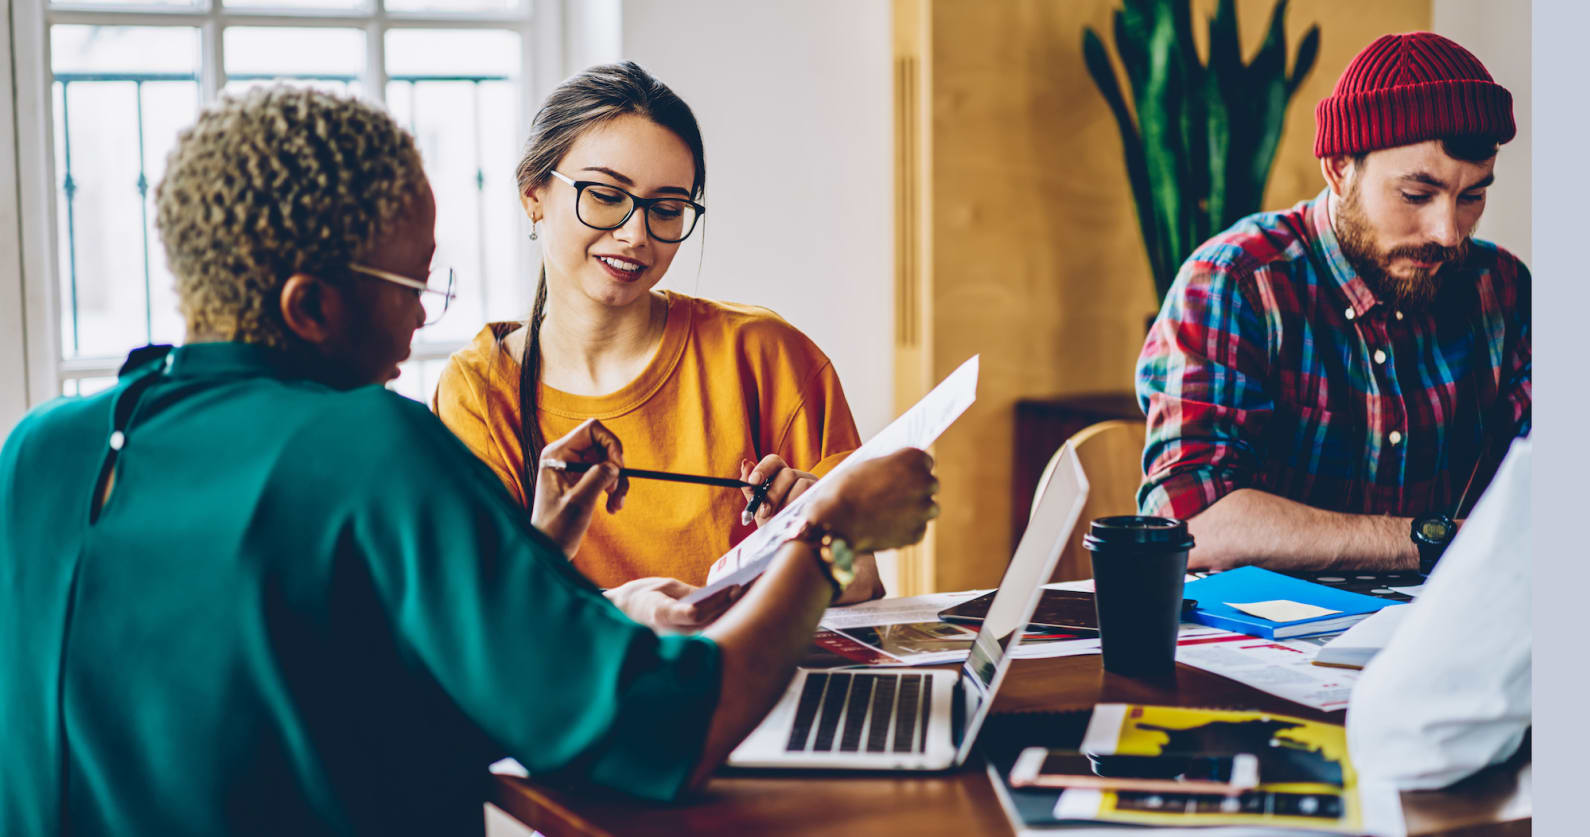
951, 446, 1089, 759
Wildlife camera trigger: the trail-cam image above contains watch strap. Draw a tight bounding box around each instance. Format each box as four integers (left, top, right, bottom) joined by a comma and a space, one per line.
788, 519, 856, 601
1411, 514, 1455, 576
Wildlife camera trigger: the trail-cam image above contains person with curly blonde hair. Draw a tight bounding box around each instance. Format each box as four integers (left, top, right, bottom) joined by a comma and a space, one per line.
0, 85, 939, 835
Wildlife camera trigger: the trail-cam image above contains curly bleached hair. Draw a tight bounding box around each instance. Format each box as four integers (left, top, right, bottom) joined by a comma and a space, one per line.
154, 85, 425, 348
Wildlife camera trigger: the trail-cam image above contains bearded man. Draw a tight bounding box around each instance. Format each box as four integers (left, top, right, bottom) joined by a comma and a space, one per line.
1136, 31, 1529, 573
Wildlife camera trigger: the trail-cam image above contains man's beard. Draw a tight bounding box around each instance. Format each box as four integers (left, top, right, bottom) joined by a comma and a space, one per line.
1334, 183, 1470, 310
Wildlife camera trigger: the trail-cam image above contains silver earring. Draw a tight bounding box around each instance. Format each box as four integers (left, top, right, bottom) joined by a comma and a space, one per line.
529, 223, 538, 241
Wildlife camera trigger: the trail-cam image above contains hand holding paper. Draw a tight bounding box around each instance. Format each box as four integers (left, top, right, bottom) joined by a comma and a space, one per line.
803, 448, 940, 554
684, 356, 979, 605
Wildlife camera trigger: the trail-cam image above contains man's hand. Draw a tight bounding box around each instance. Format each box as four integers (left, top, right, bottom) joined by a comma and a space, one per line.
605, 577, 743, 632
805, 448, 939, 553
739, 454, 819, 527
532, 418, 629, 559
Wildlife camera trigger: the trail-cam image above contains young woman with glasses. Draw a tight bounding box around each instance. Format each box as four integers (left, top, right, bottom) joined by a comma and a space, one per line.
432, 62, 882, 609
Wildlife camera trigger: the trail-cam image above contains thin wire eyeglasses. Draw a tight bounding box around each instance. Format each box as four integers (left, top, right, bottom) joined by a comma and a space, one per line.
347, 263, 457, 327
549, 170, 705, 243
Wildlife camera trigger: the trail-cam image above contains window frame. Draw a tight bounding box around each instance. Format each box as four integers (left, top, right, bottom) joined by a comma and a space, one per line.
2, 6, 32, 433
10, 0, 562, 410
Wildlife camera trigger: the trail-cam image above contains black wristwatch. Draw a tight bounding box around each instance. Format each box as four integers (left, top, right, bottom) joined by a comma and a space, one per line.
1410, 513, 1457, 576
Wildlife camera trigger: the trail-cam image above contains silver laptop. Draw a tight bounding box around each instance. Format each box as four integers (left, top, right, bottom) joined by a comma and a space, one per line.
728, 444, 1090, 770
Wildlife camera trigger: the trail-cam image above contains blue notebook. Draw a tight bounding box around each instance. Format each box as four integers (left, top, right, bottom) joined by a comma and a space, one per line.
1181, 567, 1396, 639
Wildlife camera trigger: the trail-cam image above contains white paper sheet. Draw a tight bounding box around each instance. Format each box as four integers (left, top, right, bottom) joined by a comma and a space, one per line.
1311, 605, 1410, 669
819, 589, 986, 630
1019, 622, 1255, 660
1226, 600, 1341, 621
489, 757, 527, 777
681, 356, 980, 605
1177, 635, 1362, 712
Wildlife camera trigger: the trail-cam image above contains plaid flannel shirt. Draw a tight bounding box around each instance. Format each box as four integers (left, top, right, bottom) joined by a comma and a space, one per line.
1136, 189, 1531, 521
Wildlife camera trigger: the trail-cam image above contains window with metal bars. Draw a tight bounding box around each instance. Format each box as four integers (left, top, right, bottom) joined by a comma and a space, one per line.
32, 0, 537, 403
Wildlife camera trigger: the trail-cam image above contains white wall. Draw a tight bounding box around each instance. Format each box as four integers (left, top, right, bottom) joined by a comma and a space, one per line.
615, 0, 895, 438
559, 0, 621, 87
1433, 0, 1532, 264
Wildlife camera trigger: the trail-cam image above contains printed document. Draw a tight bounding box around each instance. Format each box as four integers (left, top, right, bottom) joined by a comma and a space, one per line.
681, 356, 980, 605
1177, 635, 1362, 712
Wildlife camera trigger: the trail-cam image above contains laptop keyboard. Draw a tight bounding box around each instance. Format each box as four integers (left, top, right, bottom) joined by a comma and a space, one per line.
784, 672, 930, 754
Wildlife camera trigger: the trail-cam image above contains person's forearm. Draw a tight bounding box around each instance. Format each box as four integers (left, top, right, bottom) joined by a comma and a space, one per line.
687, 543, 833, 789
1186, 488, 1417, 571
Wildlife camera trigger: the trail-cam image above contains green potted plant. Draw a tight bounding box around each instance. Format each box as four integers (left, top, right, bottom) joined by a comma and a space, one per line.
1084, 0, 1320, 302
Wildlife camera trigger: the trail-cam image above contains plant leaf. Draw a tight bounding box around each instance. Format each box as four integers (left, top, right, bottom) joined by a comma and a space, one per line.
1176, 0, 1210, 246
1204, 0, 1242, 234
1287, 25, 1321, 97
1140, 4, 1189, 295
1207, 0, 1242, 86
1247, 0, 1290, 89
1114, 8, 1149, 105
1083, 26, 1162, 284
1243, 72, 1289, 220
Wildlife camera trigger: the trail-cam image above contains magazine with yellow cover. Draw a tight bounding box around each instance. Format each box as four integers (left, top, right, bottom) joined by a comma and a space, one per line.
1052, 704, 1403, 835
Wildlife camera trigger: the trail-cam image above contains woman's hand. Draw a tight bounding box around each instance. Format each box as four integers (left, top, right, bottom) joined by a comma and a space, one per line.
739, 455, 819, 527
605, 577, 743, 632
804, 448, 939, 553
532, 418, 629, 559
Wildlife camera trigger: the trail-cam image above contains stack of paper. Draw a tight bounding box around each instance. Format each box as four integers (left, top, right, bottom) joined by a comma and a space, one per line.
1311, 605, 1410, 670
1182, 567, 1397, 639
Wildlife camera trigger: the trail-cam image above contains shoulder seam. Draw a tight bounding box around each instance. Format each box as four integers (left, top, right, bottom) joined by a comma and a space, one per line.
771, 359, 835, 457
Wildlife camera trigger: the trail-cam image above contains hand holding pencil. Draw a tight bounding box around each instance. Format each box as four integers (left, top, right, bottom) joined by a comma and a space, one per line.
739, 455, 819, 527
541, 452, 818, 529
532, 418, 630, 559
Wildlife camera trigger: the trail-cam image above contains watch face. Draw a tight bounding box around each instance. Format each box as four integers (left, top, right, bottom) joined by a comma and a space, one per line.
1418, 517, 1454, 541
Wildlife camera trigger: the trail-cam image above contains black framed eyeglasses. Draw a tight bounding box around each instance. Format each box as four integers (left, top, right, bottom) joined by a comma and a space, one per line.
347, 262, 456, 327
549, 170, 704, 243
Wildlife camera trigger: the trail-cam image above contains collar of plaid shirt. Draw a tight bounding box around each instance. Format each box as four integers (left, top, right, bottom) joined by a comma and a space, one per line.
1309, 189, 1382, 320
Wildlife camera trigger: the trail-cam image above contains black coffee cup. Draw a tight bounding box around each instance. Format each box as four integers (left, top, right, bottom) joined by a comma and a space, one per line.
1084, 516, 1195, 676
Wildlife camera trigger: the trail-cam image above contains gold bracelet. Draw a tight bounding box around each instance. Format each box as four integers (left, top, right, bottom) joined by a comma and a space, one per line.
787, 518, 857, 601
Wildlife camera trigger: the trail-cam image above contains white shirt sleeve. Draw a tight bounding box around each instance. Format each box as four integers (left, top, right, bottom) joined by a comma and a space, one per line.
1346, 437, 1532, 790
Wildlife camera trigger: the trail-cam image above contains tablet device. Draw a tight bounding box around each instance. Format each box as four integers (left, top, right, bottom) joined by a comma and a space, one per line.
939, 590, 1199, 636
938, 589, 1101, 636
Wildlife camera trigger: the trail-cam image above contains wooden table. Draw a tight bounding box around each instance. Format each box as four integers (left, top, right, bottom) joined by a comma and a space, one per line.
490, 654, 1531, 836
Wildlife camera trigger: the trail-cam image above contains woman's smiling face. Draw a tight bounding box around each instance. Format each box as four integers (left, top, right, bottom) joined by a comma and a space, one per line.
522, 113, 698, 309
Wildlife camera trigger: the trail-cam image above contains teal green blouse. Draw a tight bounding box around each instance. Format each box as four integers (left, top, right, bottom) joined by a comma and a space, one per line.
0, 342, 721, 836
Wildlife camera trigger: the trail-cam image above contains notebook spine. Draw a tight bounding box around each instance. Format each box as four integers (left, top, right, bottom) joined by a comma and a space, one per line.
1188, 611, 1278, 639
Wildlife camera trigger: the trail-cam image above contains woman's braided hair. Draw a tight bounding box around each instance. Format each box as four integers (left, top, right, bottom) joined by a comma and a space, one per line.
509, 61, 706, 504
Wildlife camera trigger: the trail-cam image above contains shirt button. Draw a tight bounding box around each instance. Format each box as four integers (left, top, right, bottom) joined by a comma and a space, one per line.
1344, 308, 1356, 321
109, 430, 126, 451
1388, 430, 1404, 446
1394, 310, 1404, 321
1373, 349, 1387, 365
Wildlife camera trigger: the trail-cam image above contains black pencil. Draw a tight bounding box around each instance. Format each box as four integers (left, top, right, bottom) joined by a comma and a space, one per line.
545, 460, 755, 489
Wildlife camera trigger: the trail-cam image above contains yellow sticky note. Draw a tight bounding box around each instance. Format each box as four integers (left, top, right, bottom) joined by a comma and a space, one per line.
1225, 599, 1340, 622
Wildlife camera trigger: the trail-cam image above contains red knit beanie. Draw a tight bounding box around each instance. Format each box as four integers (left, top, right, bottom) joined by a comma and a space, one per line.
1314, 32, 1514, 158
